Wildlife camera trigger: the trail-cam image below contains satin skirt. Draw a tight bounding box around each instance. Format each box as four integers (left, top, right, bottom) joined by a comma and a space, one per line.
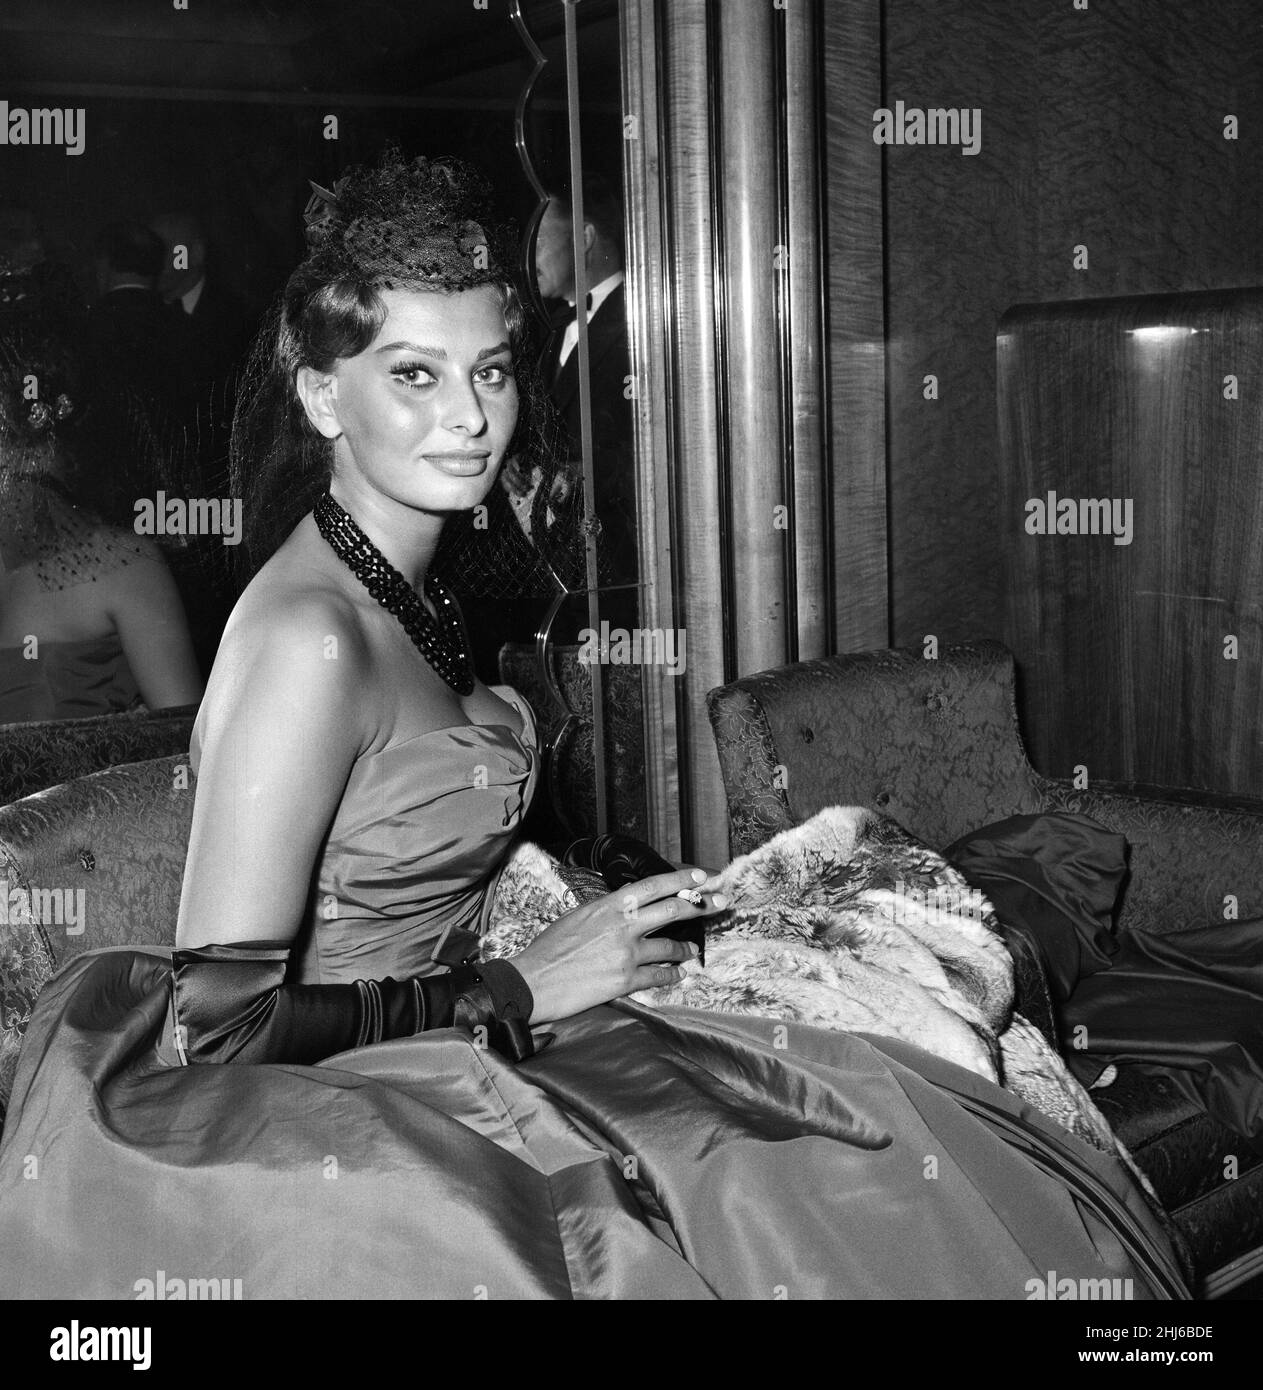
0, 947, 1186, 1300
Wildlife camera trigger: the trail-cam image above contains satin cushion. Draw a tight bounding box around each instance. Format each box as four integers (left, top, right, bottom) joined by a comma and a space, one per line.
944, 812, 1127, 1002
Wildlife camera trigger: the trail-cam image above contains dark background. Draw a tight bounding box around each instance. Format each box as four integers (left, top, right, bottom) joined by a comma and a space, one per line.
0, 0, 624, 323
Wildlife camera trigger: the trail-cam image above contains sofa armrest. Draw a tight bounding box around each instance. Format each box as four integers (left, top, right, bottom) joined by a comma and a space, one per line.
0, 755, 192, 970
0, 753, 192, 1124
0, 704, 197, 807
1038, 779, 1263, 933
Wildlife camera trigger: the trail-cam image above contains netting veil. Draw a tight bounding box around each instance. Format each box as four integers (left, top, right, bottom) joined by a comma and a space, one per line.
0, 327, 158, 593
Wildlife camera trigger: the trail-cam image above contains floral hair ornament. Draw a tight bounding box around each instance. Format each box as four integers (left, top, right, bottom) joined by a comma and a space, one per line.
25, 393, 73, 433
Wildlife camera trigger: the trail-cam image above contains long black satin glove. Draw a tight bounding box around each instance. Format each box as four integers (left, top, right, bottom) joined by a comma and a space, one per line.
171, 942, 536, 1066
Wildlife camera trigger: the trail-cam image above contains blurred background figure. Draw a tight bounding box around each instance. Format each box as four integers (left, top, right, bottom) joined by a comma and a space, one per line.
88, 221, 194, 434
0, 320, 204, 724
470, 171, 638, 680
150, 210, 253, 394
149, 210, 253, 677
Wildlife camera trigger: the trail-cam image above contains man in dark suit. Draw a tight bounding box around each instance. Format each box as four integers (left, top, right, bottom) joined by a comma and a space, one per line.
89, 221, 194, 423
85, 222, 196, 512
148, 211, 253, 675
87, 220, 232, 679
149, 212, 252, 393
528, 174, 639, 608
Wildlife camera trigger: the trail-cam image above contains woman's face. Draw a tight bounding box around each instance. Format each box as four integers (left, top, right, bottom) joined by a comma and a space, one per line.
319, 285, 518, 515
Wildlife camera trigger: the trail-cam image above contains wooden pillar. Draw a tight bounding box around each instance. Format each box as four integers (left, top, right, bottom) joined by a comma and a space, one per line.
619, 0, 681, 855
785, 0, 830, 659
718, 1, 790, 677
621, 0, 831, 866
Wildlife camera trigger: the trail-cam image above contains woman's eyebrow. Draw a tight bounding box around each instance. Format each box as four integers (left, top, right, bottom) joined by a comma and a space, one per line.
376, 340, 445, 357
375, 340, 511, 361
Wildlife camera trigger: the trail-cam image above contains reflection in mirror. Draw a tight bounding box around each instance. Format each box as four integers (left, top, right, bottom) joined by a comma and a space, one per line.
517, 0, 634, 609
508, 0, 647, 840
0, 0, 644, 838
0, 1, 543, 780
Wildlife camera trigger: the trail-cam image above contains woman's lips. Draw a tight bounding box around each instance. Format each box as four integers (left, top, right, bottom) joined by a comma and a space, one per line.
423, 452, 491, 477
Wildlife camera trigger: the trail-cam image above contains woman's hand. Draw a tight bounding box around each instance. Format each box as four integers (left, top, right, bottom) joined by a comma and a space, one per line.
510, 868, 728, 1025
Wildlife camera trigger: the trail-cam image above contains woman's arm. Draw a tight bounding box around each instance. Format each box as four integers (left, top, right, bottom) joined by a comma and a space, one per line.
103, 540, 205, 709
172, 595, 538, 1064
172, 593, 718, 1062
176, 591, 363, 950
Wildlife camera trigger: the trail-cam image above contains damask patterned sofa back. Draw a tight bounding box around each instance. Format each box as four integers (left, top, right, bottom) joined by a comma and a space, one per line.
0, 754, 194, 1125
705, 639, 1049, 858
707, 639, 1263, 935
0, 704, 198, 806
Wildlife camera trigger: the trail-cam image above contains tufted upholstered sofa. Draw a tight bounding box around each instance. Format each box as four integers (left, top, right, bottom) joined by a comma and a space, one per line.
0, 704, 198, 806
5, 640, 1261, 1294
0, 755, 196, 1123
706, 638, 1263, 1297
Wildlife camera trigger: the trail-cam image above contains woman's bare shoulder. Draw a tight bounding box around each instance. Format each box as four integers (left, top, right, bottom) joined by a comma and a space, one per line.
202, 538, 374, 740
230, 568, 365, 652
55, 526, 167, 595
227, 526, 371, 656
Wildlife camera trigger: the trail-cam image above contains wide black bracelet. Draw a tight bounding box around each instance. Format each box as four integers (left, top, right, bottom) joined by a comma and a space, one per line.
444, 961, 539, 1062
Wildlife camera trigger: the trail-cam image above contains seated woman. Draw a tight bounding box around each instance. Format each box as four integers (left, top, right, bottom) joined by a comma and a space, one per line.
0, 326, 204, 723
0, 153, 1187, 1300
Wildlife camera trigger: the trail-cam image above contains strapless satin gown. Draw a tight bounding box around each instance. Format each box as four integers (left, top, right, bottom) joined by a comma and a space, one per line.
0, 634, 140, 724
0, 689, 1187, 1299
286, 687, 540, 985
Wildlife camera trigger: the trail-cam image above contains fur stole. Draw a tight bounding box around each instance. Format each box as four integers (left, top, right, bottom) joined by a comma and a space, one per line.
483, 806, 1119, 1158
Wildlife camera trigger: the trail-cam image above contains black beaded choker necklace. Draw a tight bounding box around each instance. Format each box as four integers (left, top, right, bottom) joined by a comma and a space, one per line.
313, 491, 475, 695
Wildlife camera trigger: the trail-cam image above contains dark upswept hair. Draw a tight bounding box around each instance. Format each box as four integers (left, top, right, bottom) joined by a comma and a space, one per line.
230, 149, 560, 588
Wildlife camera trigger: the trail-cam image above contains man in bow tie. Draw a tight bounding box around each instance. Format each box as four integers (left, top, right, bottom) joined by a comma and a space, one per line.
504, 173, 638, 618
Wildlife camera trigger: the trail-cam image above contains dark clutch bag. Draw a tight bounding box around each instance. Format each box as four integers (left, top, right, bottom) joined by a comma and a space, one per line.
561, 833, 706, 965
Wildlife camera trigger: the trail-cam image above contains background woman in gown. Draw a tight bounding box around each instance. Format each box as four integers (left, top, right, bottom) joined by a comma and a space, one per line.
0, 152, 1188, 1300
0, 326, 204, 723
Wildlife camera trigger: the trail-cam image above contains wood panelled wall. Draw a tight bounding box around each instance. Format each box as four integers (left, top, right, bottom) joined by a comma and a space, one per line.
820, 0, 888, 653
838, 0, 1263, 659
626, 0, 1263, 855
999, 289, 1263, 792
